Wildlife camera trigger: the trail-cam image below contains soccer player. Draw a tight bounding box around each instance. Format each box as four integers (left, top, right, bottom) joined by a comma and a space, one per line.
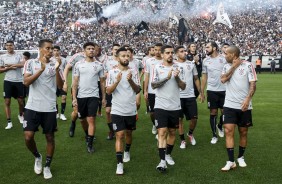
72, 42, 105, 153
142, 46, 155, 114
23, 39, 63, 179
52, 46, 68, 121
151, 45, 186, 172
0, 41, 25, 129
63, 50, 88, 137
221, 43, 230, 57
201, 42, 227, 144
144, 43, 163, 135
220, 45, 257, 171
103, 43, 120, 140
175, 46, 201, 149
106, 47, 141, 175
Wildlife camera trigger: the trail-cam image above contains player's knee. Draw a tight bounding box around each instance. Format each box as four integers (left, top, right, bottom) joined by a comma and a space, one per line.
45, 134, 55, 143
116, 132, 124, 140
4, 99, 11, 106
106, 108, 111, 114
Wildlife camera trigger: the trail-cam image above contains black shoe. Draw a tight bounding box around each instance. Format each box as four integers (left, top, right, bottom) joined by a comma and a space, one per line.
69, 123, 76, 137
106, 131, 115, 140
87, 146, 94, 153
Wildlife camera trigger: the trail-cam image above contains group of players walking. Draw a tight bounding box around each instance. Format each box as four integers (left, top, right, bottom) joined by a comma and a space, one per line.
0, 40, 257, 179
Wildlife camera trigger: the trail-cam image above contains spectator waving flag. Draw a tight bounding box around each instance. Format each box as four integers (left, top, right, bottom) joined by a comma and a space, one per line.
178, 17, 189, 45
94, 2, 103, 19
213, 2, 233, 29
169, 12, 179, 29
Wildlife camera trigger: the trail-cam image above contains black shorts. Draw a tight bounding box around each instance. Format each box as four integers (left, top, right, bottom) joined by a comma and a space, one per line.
207, 90, 225, 109
154, 108, 180, 129
56, 88, 67, 97
148, 93, 155, 112
23, 86, 29, 98
111, 114, 136, 132
3, 81, 24, 99
223, 107, 253, 127
98, 81, 102, 101
180, 98, 198, 120
77, 97, 99, 119
23, 109, 57, 134
106, 93, 112, 107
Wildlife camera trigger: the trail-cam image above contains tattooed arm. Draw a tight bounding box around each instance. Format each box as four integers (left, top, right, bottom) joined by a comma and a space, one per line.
241, 81, 256, 112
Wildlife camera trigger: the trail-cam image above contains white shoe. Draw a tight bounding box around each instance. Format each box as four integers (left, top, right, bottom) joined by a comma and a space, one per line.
221, 161, 236, 171
123, 152, 130, 163
60, 114, 67, 121
152, 125, 157, 134
5, 122, 13, 129
56, 114, 59, 119
188, 134, 196, 145
18, 115, 24, 124
155, 134, 158, 140
165, 154, 175, 165
180, 140, 186, 149
43, 167, 52, 179
34, 154, 42, 174
237, 156, 247, 167
217, 125, 224, 138
116, 163, 124, 175
210, 137, 218, 144
156, 160, 167, 172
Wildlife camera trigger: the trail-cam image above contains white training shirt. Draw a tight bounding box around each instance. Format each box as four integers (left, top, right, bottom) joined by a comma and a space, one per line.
106, 67, 140, 116
24, 59, 57, 112
0, 52, 23, 82
73, 60, 104, 98
175, 60, 198, 98
144, 57, 162, 94
222, 61, 257, 110
152, 62, 181, 111
202, 55, 227, 91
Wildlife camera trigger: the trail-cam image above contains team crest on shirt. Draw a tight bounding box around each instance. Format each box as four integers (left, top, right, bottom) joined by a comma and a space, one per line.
93, 65, 98, 71
238, 68, 246, 76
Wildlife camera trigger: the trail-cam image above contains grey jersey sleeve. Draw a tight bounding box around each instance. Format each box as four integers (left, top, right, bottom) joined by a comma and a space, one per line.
202, 59, 207, 74
73, 62, 80, 77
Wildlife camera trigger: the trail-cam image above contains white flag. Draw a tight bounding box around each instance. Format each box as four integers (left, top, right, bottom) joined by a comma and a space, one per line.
213, 2, 233, 29
168, 12, 179, 29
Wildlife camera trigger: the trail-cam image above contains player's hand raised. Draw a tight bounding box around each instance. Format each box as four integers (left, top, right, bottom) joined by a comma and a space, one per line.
127, 71, 132, 81
116, 72, 122, 83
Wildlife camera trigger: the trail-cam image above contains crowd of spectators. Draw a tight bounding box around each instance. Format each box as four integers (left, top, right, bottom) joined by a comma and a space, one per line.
0, 0, 281, 57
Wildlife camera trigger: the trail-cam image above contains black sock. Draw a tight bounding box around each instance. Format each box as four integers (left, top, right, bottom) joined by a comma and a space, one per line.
158, 148, 166, 160
56, 104, 58, 114
125, 144, 131, 152
179, 134, 185, 141
61, 103, 66, 114
45, 156, 52, 167
238, 146, 246, 158
116, 152, 123, 163
151, 119, 155, 126
70, 121, 76, 129
218, 115, 223, 130
84, 130, 88, 136
227, 148, 234, 162
32, 150, 41, 158
166, 144, 174, 155
7, 118, 11, 123
146, 105, 149, 112
108, 122, 113, 132
188, 129, 194, 135
87, 136, 94, 147
210, 115, 217, 137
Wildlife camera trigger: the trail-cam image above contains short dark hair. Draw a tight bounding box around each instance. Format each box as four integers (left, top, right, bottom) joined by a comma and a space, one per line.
39, 39, 53, 48
161, 45, 173, 54
83, 42, 96, 49
23, 51, 31, 59
113, 43, 121, 48
207, 41, 219, 51
155, 43, 163, 47
175, 46, 185, 53
116, 47, 128, 55
53, 45, 61, 50
222, 43, 230, 47
6, 41, 14, 45
126, 47, 134, 54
